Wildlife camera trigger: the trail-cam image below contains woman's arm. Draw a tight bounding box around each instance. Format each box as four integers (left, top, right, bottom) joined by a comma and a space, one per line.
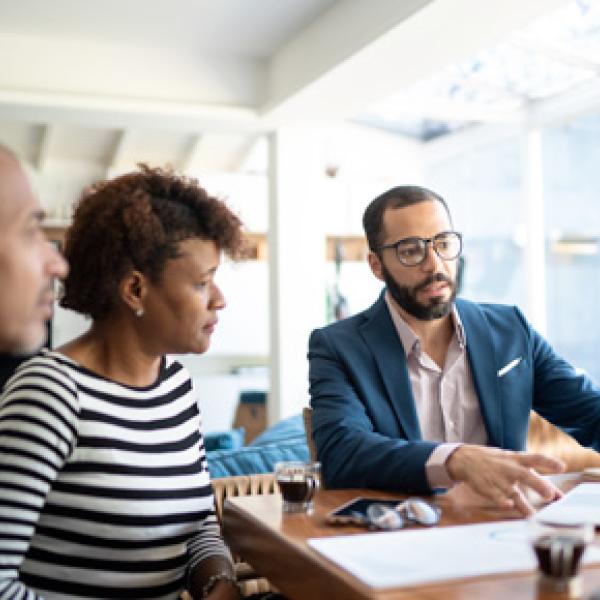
186, 517, 240, 600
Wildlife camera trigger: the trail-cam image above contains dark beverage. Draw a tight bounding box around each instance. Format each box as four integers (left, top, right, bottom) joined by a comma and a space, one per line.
275, 461, 320, 512
533, 535, 586, 578
277, 477, 315, 503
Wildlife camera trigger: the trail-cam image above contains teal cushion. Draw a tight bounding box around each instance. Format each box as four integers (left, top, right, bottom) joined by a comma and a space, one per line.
207, 438, 309, 478
204, 427, 245, 451
250, 414, 305, 446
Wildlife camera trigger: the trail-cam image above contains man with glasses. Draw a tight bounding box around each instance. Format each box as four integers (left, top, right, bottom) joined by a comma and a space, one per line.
309, 185, 600, 516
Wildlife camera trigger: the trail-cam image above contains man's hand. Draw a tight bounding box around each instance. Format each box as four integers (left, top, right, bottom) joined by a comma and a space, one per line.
446, 445, 565, 516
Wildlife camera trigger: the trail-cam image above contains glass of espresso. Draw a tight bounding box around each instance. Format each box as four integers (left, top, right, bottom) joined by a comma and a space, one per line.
530, 518, 594, 597
275, 461, 321, 513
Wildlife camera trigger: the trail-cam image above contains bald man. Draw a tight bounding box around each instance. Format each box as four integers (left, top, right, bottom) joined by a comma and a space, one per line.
0, 147, 67, 355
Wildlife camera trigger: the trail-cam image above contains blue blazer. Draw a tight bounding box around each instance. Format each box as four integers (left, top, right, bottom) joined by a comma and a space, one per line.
308, 291, 600, 493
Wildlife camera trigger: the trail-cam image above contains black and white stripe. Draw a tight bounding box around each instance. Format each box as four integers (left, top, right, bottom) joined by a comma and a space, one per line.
0, 350, 230, 600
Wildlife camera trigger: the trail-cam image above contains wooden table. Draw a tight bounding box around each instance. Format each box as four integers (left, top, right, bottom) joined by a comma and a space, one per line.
222, 474, 600, 599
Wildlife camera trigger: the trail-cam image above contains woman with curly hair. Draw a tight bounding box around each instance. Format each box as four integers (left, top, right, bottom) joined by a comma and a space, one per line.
0, 166, 246, 600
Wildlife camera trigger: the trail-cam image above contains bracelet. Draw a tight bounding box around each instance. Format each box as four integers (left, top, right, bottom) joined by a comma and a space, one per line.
200, 572, 241, 599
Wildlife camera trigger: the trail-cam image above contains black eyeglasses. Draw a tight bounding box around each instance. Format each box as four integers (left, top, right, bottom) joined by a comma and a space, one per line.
377, 231, 462, 267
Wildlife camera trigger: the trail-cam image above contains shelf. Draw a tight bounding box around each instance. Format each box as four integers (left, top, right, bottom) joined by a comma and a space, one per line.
245, 232, 268, 261
42, 226, 368, 263
326, 236, 368, 262
43, 223, 68, 247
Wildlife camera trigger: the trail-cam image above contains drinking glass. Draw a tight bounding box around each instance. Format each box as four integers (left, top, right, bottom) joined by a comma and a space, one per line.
275, 461, 320, 513
529, 518, 594, 597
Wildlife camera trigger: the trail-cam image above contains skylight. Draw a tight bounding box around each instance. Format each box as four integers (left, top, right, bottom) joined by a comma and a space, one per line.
356, 0, 600, 141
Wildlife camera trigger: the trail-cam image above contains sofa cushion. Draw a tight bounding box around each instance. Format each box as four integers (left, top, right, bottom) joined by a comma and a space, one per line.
207, 438, 309, 478
204, 427, 245, 451
250, 414, 305, 446
206, 412, 310, 478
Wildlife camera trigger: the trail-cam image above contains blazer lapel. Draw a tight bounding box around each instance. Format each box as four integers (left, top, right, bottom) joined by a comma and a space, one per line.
359, 292, 422, 440
456, 299, 504, 447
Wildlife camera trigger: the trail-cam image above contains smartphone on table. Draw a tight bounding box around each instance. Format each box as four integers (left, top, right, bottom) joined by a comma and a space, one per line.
325, 497, 402, 525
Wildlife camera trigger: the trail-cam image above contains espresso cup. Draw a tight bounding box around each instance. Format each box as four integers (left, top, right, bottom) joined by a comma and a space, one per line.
275, 461, 321, 513
530, 519, 593, 597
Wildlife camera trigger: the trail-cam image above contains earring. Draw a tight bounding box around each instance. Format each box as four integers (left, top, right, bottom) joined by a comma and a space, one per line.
135, 308, 144, 317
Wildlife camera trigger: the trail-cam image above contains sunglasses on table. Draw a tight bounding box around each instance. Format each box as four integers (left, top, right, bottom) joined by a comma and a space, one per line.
365, 498, 441, 530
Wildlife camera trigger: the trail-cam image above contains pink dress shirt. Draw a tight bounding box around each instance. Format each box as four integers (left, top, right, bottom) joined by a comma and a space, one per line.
385, 293, 488, 488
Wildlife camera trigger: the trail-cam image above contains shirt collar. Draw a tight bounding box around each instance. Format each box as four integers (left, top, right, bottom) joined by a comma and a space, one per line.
384, 291, 466, 356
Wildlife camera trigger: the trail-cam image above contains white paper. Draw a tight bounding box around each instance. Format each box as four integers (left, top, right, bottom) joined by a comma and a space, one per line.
535, 483, 600, 525
308, 520, 600, 589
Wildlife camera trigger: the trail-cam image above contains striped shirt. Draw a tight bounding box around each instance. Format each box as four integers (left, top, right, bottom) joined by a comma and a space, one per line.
0, 350, 231, 600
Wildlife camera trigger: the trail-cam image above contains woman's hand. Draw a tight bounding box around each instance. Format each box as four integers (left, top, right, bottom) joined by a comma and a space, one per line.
204, 578, 241, 600
188, 556, 240, 600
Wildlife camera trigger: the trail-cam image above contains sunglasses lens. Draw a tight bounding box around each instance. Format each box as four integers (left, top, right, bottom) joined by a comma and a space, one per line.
404, 499, 441, 526
366, 504, 404, 530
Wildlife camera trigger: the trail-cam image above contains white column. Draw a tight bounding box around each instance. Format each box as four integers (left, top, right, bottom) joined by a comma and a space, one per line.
522, 128, 547, 335
267, 128, 327, 425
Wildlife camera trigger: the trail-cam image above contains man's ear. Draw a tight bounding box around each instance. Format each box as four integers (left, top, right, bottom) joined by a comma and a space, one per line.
368, 251, 385, 282
119, 270, 147, 314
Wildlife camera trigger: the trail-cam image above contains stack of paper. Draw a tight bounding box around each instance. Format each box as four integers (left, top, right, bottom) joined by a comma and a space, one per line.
535, 482, 600, 525
308, 518, 600, 589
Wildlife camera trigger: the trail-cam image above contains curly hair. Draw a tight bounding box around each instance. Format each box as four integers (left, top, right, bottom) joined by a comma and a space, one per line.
60, 165, 246, 320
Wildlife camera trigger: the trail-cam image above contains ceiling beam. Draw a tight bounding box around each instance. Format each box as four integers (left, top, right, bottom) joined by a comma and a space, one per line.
34, 124, 53, 172
525, 78, 600, 127
262, 0, 567, 125
227, 134, 263, 172
510, 33, 600, 73
0, 89, 263, 134
364, 97, 527, 125
178, 134, 203, 173
105, 129, 130, 174
421, 77, 600, 165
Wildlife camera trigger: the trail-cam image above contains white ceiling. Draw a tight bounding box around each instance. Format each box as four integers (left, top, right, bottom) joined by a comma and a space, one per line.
0, 0, 336, 60
0, 0, 573, 177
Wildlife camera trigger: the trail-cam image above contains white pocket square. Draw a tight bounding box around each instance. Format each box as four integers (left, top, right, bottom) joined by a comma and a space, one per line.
497, 357, 522, 377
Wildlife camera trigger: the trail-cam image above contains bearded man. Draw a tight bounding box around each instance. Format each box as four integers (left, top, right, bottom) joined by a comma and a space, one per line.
308, 185, 600, 516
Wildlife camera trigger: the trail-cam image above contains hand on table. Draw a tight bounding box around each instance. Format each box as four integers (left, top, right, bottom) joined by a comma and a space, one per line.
204, 580, 241, 600
446, 445, 565, 516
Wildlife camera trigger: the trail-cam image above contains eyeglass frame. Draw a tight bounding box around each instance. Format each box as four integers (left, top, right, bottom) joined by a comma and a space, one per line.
376, 230, 463, 267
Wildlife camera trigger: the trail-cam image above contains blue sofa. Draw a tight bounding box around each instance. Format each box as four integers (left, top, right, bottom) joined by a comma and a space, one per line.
206, 414, 309, 478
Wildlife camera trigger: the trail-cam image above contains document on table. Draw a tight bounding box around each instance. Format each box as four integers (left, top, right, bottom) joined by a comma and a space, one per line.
535, 482, 600, 525
308, 520, 600, 589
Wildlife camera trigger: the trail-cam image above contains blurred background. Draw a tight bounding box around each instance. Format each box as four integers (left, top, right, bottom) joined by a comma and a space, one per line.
2, 0, 600, 432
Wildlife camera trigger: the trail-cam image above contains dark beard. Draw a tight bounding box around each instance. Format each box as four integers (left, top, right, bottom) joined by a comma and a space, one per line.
382, 265, 457, 321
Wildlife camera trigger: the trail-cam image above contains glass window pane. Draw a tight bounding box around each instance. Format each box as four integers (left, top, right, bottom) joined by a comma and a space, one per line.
543, 113, 600, 383
425, 138, 526, 306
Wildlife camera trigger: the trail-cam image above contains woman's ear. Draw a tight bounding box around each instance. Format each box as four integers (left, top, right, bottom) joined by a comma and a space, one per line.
368, 251, 385, 282
119, 270, 147, 316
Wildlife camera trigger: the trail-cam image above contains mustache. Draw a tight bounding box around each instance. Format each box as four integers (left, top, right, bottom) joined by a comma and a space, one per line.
414, 272, 454, 293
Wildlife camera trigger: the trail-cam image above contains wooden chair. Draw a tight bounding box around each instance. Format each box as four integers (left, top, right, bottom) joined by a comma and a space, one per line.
214, 473, 278, 596
527, 410, 600, 471
181, 473, 279, 599
302, 406, 317, 462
